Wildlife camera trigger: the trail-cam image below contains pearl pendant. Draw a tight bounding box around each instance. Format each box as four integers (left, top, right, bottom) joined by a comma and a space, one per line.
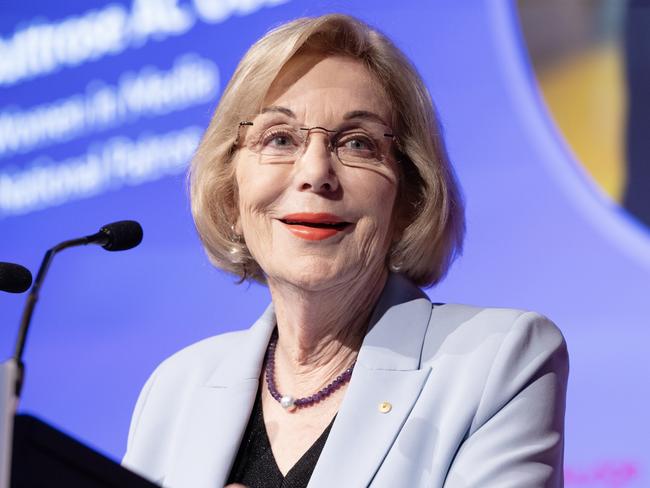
280, 395, 296, 411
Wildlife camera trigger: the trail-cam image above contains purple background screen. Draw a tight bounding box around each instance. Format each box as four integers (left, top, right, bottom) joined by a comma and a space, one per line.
1, 1, 648, 486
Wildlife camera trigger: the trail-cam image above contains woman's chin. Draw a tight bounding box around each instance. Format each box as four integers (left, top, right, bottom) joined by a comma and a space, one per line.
265, 259, 355, 292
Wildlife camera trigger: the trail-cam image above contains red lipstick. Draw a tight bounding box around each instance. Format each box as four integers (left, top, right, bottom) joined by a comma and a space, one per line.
280, 213, 351, 241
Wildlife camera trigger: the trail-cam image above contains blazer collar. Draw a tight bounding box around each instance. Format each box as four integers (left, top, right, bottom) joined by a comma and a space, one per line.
165, 273, 433, 488
358, 272, 430, 370
308, 273, 434, 487
206, 304, 276, 387
206, 271, 430, 382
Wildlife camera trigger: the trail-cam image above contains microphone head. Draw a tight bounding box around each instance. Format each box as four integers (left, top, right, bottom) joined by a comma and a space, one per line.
99, 220, 143, 251
0, 262, 33, 293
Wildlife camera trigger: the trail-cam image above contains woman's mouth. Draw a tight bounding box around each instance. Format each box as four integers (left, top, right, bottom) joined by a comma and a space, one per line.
279, 213, 352, 241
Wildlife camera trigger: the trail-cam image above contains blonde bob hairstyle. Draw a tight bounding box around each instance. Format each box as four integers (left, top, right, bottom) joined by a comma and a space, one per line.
190, 13, 465, 287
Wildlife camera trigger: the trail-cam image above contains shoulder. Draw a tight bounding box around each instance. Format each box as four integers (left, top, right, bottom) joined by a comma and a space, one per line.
132, 327, 253, 419
133, 328, 248, 415
383, 274, 567, 367
414, 305, 569, 485
420, 303, 568, 430
421, 304, 568, 380
419, 303, 569, 413
122, 328, 248, 478
423, 304, 564, 356
422, 303, 567, 364
149, 328, 247, 387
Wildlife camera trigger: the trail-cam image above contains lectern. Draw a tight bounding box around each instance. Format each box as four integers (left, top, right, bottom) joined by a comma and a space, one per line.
12, 414, 160, 487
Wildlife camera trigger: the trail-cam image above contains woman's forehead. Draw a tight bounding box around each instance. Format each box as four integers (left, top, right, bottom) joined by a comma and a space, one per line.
262, 53, 392, 125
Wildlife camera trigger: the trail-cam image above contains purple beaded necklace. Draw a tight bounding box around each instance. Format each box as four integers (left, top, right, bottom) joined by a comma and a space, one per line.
264, 331, 356, 411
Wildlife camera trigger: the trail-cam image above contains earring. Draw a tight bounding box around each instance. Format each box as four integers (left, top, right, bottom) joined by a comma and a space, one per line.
229, 224, 248, 265
387, 247, 403, 272
230, 224, 242, 243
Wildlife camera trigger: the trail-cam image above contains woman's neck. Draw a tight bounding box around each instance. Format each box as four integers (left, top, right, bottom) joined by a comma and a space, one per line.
266, 266, 388, 394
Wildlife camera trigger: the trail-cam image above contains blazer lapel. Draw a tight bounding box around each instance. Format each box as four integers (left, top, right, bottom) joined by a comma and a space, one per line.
164, 305, 276, 488
165, 273, 433, 488
308, 274, 434, 488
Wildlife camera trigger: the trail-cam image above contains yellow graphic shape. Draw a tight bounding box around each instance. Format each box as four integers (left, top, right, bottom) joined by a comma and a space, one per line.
536, 43, 626, 202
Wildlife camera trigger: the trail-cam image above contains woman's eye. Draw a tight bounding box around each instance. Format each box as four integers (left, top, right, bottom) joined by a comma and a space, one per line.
262, 130, 297, 148
347, 139, 366, 149
341, 136, 374, 151
272, 135, 290, 146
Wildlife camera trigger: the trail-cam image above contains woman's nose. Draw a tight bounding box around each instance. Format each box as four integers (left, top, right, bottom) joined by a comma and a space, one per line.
293, 134, 340, 193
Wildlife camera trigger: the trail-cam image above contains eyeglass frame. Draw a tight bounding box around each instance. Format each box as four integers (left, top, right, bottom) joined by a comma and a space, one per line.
233, 119, 401, 166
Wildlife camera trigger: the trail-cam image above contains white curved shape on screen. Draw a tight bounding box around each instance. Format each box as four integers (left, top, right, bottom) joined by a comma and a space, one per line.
487, 1, 650, 271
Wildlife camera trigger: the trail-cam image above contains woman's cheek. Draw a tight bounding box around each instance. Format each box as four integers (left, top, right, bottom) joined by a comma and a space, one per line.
239, 203, 274, 252
355, 218, 388, 267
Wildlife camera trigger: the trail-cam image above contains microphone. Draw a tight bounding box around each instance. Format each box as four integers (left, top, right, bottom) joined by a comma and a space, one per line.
12, 220, 143, 397
0, 263, 33, 293
85, 220, 143, 251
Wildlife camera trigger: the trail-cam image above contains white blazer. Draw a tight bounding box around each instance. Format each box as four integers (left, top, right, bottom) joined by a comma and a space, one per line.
123, 273, 568, 487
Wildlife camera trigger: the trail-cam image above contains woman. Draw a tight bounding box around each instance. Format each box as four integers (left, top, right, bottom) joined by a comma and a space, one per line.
123, 14, 568, 488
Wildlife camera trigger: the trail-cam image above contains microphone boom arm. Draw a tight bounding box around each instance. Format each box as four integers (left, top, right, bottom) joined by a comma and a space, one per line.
12, 221, 141, 397
13, 235, 93, 397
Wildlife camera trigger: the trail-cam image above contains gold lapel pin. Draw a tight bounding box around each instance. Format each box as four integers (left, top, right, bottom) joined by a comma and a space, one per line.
378, 401, 392, 413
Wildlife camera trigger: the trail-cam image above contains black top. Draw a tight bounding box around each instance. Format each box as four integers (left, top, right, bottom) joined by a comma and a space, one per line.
227, 391, 334, 488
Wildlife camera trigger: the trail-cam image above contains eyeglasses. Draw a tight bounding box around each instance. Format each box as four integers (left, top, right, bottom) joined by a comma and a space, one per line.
235, 116, 398, 169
